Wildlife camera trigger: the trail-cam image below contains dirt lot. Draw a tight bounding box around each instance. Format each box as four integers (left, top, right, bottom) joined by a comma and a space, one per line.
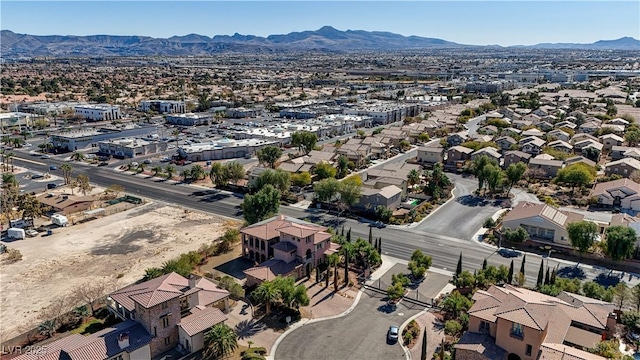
0, 202, 239, 343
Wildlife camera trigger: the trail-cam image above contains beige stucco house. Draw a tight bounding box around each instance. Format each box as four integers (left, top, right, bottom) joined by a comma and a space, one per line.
502, 202, 584, 246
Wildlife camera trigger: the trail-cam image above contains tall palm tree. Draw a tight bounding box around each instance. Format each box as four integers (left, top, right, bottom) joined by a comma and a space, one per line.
60, 164, 73, 185
407, 168, 421, 187
252, 280, 280, 315
204, 323, 238, 359
340, 242, 356, 288
165, 165, 176, 180
70, 151, 85, 162
209, 162, 224, 186
172, 129, 181, 149
180, 169, 190, 182
6, 152, 14, 172
151, 165, 163, 177
190, 165, 206, 180
327, 253, 340, 290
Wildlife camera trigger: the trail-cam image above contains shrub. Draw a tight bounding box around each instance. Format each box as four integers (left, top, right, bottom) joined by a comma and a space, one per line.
444, 320, 463, 336
4, 248, 22, 263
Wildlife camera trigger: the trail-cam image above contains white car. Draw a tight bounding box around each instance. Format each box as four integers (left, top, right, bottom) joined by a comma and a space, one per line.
25, 229, 38, 237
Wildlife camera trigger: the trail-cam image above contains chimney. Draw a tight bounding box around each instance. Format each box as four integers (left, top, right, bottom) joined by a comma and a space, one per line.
117, 333, 130, 349
606, 312, 617, 335
188, 275, 197, 289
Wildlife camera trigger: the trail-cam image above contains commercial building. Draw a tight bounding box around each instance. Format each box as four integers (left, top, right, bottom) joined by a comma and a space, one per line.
177, 138, 277, 161
98, 137, 168, 158
165, 113, 213, 126
74, 104, 122, 122
50, 124, 158, 151
139, 100, 185, 114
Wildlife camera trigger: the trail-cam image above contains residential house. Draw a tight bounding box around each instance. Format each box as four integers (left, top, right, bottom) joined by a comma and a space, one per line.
495, 136, 517, 151
573, 139, 603, 155
500, 127, 522, 138
555, 120, 577, 130
611, 146, 639, 161
478, 125, 499, 136
107, 272, 231, 357
609, 118, 630, 126
471, 147, 502, 163
502, 201, 583, 245
570, 133, 599, 145
446, 146, 474, 167
547, 140, 573, 153
547, 129, 570, 142
364, 177, 407, 199
578, 121, 601, 134
599, 134, 624, 152
38, 194, 99, 216
520, 137, 546, 155
537, 120, 554, 131
355, 185, 402, 212
455, 284, 614, 360
604, 158, 640, 178
417, 146, 444, 165
564, 156, 596, 168
14, 320, 153, 360
241, 215, 336, 286
521, 128, 545, 138
247, 166, 270, 188
446, 131, 469, 147
601, 123, 625, 135
471, 134, 494, 143
528, 158, 563, 178
590, 178, 640, 211
512, 120, 533, 129
522, 113, 541, 123
503, 150, 531, 169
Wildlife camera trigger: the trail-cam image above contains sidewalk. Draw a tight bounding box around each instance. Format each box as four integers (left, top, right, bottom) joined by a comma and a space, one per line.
399, 311, 445, 360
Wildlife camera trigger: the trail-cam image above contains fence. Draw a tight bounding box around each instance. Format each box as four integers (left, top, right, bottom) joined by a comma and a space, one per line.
67, 201, 140, 225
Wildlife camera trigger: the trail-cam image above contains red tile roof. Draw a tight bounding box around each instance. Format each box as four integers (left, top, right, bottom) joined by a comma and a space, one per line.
178, 307, 228, 337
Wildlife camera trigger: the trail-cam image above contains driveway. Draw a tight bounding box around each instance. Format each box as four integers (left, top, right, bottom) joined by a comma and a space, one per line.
414, 174, 500, 239
274, 290, 422, 360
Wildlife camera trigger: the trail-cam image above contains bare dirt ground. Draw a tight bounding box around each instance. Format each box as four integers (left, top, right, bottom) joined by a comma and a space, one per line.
0, 202, 238, 343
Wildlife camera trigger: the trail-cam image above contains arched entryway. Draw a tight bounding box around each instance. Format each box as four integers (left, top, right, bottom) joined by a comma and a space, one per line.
508, 353, 521, 360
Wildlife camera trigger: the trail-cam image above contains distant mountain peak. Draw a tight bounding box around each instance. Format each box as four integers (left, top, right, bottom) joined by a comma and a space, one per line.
1, 28, 638, 57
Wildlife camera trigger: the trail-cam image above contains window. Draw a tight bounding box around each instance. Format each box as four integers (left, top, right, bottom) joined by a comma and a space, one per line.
161, 315, 170, 328
161, 301, 168, 309
511, 323, 524, 338
479, 321, 490, 333
526, 344, 532, 356
164, 336, 171, 345
109, 355, 124, 360
153, 327, 157, 337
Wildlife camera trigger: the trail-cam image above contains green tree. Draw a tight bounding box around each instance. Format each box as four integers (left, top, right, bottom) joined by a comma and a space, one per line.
340, 242, 356, 287
604, 225, 636, 261
225, 161, 246, 185
625, 128, 640, 146
387, 283, 405, 301
252, 169, 291, 193
190, 165, 206, 180
151, 165, 163, 176
75, 174, 92, 195
408, 249, 432, 280
520, 254, 526, 276
456, 252, 463, 277
508, 260, 514, 284
18, 193, 45, 220
60, 163, 73, 185
291, 131, 318, 154
242, 184, 281, 224
632, 285, 640, 312
327, 253, 340, 290
418, 133, 430, 143
336, 155, 349, 179
444, 320, 463, 336
38, 320, 57, 338
505, 162, 527, 194
165, 165, 176, 180
314, 162, 337, 180
420, 328, 428, 360
257, 145, 282, 168
70, 151, 85, 162
537, 261, 545, 288
613, 283, 630, 310
314, 178, 340, 203
441, 291, 472, 318
407, 169, 421, 187
554, 163, 596, 191
291, 172, 312, 187
252, 280, 281, 315
567, 221, 598, 256
204, 323, 238, 359
591, 340, 622, 359
337, 175, 362, 213
209, 162, 226, 187
582, 281, 608, 301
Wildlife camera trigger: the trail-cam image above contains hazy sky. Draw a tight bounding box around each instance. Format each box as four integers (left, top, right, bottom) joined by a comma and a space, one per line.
2, 1, 639, 46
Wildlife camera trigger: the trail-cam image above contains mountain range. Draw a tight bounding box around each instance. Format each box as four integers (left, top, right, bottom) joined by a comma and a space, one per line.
1, 26, 639, 57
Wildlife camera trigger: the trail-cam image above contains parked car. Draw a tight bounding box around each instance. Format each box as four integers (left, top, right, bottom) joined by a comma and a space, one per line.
49, 165, 57, 170
387, 326, 399, 342
46, 183, 57, 189
160, 157, 170, 163
25, 229, 38, 237
31, 173, 44, 179
498, 248, 521, 258
143, 159, 152, 164
372, 221, 387, 229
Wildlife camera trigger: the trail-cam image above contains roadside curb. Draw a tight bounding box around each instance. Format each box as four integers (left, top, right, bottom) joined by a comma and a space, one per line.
267, 290, 364, 360
398, 309, 429, 360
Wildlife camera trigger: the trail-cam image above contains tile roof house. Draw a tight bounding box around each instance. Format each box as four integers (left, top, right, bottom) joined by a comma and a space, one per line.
570, 133, 599, 145
590, 178, 640, 211
555, 120, 577, 130
446, 145, 474, 167
106, 272, 230, 357
604, 158, 640, 178
241, 215, 336, 287
520, 137, 546, 155
548, 129, 571, 142
355, 185, 402, 212
599, 134, 624, 152
447, 131, 469, 147
471, 147, 502, 162
547, 140, 573, 153
611, 146, 640, 161
502, 202, 584, 245
564, 156, 596, 169
456, 284, 614, 360
417, 146, 444, 165
503, 150, 532, 169
496, 136, 517, 151
14, 320, 153, 360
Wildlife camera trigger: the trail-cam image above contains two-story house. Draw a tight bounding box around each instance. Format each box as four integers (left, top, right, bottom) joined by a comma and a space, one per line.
456, 285, 614, 360
241, 215, 339, 287
417, 146, 444, 165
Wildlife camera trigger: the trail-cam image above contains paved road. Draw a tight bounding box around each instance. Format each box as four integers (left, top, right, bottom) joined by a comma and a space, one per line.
275, 290, 420, 360
10, 155, 639, 289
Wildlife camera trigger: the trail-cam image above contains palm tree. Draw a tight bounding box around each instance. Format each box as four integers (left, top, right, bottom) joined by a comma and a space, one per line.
190, 165, 206, 180
151, 165, 163, 177
209, 162, 224, 187
37, 320, 57, 338
6, 152, 14, 172
327, 253, 340, 290
252, 280, 281, 315
407, 169, 421, 187
70, 151, 85, 162
172, 129, 181, 148
340, 242, 356, 288
60, 164, 73, 185
180, 169, 190, 182
204, 323, 238, 359
165, 165, 176, 180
